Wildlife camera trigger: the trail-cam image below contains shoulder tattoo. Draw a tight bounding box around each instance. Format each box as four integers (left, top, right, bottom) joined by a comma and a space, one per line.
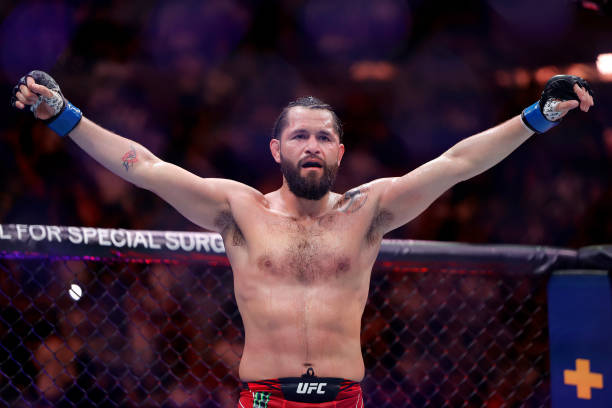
334, 187, 369, 214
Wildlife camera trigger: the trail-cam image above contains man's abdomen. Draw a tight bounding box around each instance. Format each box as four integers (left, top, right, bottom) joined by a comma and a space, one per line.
236, 285, 367, 382
238, 322, 365, 381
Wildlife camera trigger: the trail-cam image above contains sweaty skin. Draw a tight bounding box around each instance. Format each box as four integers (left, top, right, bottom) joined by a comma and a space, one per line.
13, 78, 594, 382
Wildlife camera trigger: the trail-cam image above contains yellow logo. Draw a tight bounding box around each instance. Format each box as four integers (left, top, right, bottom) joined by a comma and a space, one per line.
564, 359, 603, 399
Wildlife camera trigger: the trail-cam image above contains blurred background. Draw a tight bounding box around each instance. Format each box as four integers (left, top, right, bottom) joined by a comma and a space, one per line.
0, 0, 611, 246
1, 2, 611, 407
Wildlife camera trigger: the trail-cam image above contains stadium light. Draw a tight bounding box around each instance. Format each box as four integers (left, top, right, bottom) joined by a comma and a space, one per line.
596, 53, 612, 75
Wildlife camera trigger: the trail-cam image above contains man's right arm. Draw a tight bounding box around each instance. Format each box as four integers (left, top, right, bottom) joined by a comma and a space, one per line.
13, 73, 257, 232
69, 118, 255, 231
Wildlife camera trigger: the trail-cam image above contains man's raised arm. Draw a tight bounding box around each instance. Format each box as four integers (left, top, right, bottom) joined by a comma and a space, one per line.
374, 75, 595, 233
11, 71, 255, 232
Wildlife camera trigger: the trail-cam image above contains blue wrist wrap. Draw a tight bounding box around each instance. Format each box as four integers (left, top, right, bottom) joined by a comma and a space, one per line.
47, 101, 82, 137
521, 101, 558, 134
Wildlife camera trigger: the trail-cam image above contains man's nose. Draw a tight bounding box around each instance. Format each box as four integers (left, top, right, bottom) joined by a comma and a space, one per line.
304, 135, 321, 154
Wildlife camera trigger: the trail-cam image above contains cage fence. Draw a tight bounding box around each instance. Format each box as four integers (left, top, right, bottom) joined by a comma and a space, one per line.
0, 224, 594, 407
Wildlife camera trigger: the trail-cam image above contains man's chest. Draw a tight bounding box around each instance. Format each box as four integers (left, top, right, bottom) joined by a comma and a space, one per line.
255, 222, 356, 284
227, 210, 379, 284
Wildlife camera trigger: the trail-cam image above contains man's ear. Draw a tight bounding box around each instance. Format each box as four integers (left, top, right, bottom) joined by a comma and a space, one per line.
337, 143, 345, 166
270, 138, 281, 163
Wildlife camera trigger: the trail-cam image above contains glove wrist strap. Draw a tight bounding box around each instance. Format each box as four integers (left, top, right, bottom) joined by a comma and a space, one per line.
521, 101, 558, 134
46, 101, 82, 137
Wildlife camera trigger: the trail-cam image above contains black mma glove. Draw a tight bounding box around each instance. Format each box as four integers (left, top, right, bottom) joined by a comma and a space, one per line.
11, 70, 82, 137
521, 75, 594, 134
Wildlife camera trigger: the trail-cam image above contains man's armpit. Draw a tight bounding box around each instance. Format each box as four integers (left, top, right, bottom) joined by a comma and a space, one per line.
214, 210, 246, 246
366, 209, 394, 245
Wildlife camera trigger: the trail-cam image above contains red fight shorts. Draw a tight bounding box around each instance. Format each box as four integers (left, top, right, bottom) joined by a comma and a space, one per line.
237, 371, 364, 407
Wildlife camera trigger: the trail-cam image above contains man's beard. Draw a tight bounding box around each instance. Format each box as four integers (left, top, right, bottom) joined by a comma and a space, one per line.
280, 155, 338, 200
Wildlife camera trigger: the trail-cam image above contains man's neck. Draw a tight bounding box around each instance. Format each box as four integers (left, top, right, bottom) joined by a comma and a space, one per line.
278, 182, 334, 218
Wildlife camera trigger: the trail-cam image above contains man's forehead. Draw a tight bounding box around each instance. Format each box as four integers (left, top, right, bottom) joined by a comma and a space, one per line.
285, 107, 335, 133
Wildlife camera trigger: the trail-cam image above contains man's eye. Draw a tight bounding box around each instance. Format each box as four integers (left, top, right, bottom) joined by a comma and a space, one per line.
318, 135, 331, 141
294, 134, 307, 139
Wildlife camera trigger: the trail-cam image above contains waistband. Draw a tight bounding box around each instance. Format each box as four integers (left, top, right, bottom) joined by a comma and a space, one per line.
242, 369, 361, 403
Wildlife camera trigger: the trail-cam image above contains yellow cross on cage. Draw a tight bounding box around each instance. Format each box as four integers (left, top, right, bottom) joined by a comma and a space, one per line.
564, 359, 604, 400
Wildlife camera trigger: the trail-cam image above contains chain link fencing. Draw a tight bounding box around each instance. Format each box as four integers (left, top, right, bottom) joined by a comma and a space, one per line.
0, 225, 584, 407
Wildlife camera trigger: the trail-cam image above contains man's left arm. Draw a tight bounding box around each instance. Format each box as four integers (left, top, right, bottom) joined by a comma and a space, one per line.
376, 76, 594, 233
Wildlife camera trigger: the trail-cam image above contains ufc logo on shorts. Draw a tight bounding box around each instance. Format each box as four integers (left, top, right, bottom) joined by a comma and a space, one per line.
296, 382, 327, 394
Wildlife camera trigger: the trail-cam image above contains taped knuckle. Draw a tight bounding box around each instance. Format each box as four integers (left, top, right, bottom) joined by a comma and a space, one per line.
41, 90, 63, 115
27, 70, 60, 91
12, 71, 65, 117
543, 99, 564, 121
30, 97, 43, 114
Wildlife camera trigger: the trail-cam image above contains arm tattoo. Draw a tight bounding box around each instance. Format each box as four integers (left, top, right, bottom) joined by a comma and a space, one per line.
335, 187, 368, 214
121, 145, 138, 171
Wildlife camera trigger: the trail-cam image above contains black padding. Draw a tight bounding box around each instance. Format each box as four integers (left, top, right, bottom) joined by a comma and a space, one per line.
539, 75, 594, 110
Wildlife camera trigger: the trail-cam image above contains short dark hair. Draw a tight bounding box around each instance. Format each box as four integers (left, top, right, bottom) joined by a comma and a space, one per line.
271, 96, 343, 142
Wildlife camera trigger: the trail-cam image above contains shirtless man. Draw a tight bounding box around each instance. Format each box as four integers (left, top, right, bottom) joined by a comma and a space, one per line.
12, 71, 594, 407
